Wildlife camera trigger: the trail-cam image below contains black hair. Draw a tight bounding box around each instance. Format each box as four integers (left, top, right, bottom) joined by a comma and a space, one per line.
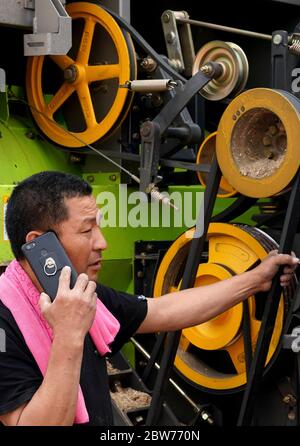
5, 171, 92, 260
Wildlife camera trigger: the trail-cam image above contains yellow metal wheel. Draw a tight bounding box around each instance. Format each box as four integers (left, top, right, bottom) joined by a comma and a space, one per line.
196, 132, 237, 198
154, 223, 294, 392
26, 2, 136, 147
216, 88, 300, 197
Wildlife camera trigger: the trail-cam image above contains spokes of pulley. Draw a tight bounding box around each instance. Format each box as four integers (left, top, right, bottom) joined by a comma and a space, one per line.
153, 223, 296, 392
26, 2, 136, 147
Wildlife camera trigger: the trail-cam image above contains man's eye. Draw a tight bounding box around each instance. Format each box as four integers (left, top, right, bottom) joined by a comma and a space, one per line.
82, 229, 92, 233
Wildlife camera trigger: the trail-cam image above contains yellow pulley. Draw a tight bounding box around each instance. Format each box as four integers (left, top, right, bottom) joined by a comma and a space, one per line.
154, 223, 295, 392
196, 132, 237, 198
216, 88, 300, 197
26, 2, 137, 148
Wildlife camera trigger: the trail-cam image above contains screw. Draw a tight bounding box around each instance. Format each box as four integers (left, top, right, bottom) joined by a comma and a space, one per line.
87, 175, 95, 183
109, 174, 117, 182
163, 12, 170, 23
273, 34, 283, 45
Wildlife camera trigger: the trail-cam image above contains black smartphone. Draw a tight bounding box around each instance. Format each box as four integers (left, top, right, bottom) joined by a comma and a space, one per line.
21, 231, 78, 301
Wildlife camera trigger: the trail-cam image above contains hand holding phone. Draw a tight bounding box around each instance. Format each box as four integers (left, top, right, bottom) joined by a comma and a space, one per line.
22, 232, 78, 301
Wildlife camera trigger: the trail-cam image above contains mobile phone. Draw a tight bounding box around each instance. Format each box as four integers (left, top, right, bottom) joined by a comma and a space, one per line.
21, 231, 78, 301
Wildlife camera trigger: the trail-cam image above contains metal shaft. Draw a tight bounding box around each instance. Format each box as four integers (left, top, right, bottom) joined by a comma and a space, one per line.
177, 17, 272, 41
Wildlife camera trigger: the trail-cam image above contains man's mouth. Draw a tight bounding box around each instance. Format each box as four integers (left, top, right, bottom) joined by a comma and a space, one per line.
89, 259, 102, 268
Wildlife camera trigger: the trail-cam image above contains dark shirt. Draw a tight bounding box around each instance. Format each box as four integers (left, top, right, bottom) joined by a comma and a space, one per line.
0, 283, 147, 425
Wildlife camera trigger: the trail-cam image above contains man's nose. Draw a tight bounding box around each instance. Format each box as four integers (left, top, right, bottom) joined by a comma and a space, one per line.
93, 227, 108, 251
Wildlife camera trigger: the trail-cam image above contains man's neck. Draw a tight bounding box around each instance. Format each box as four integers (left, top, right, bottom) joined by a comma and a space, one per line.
19, 259, 43, 292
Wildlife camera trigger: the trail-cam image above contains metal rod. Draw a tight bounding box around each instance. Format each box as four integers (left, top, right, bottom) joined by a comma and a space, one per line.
131, 337, 200, 413
145, 157, 221, 426
237, 168, 300, 425
177, 17, 272, 41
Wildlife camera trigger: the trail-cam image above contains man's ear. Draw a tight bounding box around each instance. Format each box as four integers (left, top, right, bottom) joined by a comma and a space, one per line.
25, 231, 44, 243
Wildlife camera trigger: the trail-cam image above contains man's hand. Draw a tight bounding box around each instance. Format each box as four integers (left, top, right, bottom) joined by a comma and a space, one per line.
39, 266, 97, 342
253, 250, 299, 293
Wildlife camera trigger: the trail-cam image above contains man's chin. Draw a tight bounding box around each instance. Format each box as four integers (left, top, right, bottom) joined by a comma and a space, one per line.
87, 266, 100, 282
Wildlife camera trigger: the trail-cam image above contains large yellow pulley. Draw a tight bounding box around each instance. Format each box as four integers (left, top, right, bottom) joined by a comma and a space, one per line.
154, 223, 295, 392
196, 132, 237, 198
216, 88, 300, 197
26, 2, 136, 148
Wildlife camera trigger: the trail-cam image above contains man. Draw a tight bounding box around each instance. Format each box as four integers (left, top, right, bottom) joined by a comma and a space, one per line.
0, 171, 297, 426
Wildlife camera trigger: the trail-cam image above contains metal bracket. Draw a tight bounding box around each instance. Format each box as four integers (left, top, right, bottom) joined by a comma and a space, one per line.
161, 10, 195, 76
24, 0, 71, 56
139, 70, 210, 193
271, 30, 290, 90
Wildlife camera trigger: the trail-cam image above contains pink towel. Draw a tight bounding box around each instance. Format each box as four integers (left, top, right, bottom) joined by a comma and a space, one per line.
0, 260, 120, 424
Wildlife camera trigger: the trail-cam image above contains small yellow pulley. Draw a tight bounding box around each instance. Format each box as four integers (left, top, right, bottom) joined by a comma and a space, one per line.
216, 88, 300, 197
196, 132, 237, 198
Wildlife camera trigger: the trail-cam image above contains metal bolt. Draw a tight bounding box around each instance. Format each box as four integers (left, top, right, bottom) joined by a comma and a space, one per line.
64, 65, 78, 83
263, 135, 272, 146
140, 57, 157, 72
269, 125, 278, 135
283, 394, 297, 406
109, 174, 117, 182
70, 155, 81, 163
137, 271, 144, 278
200, 64, 213, 75
166, 31, 176, 44
87, 175, 95, 183
132, 133, 140, 141
141, 123, 151, 137
26, 131, 35, 139
163, 12, 170, 23
201, 411, 214, 425
152, 94, 163, 107
273, 34, 283, 45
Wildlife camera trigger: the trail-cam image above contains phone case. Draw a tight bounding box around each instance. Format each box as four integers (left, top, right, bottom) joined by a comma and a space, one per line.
21, 232, 78, 301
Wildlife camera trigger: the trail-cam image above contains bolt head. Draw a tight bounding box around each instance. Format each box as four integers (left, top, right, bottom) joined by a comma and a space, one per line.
273, 34, 283, 45
163, 12, 170, 23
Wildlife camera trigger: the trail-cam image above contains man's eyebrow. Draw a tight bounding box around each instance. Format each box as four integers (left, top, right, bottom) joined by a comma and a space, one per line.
79, 217, 97, 226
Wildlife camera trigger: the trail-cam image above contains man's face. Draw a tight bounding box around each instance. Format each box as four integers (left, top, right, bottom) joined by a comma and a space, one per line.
56, 195, 107, 281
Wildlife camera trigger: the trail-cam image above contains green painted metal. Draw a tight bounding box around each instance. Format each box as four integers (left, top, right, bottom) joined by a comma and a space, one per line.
0, 115, 79, 265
